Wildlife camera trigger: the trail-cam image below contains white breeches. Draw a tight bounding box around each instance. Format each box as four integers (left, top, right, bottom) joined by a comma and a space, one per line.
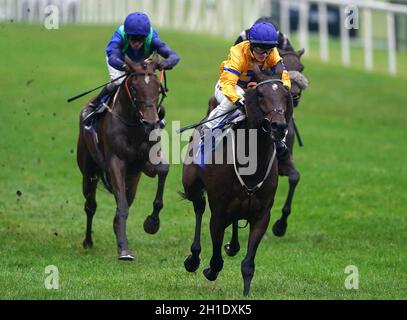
106, 57, 126, 89
204, 81, 245, 130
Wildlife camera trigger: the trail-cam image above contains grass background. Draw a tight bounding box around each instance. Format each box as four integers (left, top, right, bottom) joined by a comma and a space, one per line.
0, 23, 406, 299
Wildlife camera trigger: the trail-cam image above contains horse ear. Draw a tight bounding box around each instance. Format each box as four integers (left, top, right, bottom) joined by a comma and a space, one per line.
252, 62, 264, 81
124, 55, 136, 71
297, 48, 305, 57
151, 52, 160, 69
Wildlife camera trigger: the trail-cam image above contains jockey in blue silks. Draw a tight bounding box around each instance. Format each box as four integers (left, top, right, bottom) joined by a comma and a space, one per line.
83, 12, 180, 127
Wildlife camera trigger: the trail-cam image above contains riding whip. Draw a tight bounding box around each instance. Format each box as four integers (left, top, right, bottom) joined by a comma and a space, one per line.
66, 73, 128, 103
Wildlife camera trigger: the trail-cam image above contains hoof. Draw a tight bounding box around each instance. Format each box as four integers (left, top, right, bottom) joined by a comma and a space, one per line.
203, 268, 218, 282
272, 219, 287, 237
118, 250, 135, 261
143, 215, 160, 235
224, 243, 240, 257
82, 240, 93, 249
184, 255, 200, 272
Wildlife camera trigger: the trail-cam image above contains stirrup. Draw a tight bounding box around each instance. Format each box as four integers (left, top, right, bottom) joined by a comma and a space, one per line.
95, 102, 109, 114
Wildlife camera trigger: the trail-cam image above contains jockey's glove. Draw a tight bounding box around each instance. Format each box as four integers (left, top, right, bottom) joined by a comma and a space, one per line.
157, 60, 171, 70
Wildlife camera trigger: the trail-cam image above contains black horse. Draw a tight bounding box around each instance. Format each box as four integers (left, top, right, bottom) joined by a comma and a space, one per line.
221, 48, 309, 257
182, 65, 293, 296
77, 54, 169, 260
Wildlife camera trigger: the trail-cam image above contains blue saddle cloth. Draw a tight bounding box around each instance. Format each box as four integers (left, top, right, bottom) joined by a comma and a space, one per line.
193, 110, 244, 168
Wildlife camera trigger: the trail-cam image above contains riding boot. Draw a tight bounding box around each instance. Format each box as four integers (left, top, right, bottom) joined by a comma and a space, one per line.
276, 140, 289, 161
83, 85, 112, 127
158, 104, 166, 129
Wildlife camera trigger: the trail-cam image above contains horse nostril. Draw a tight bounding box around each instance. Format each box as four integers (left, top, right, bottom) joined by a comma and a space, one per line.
142, 119, 160, 130
261, 118, 272, 133
270, 122, 279, 131
271, 122, 287, 132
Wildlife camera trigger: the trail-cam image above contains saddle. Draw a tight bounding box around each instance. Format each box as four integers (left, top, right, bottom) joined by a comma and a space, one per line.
194, 109, 246, 168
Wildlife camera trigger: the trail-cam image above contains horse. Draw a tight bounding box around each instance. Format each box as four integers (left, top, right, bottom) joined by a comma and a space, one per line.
182, 64, 293, 296
212, 48, 309, 257
76, 53, 169, 260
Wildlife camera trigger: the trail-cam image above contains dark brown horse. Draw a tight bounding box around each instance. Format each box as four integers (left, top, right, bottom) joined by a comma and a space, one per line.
77, 54, 169, 260
219, 48, 309, 257
182, 65, 293, 296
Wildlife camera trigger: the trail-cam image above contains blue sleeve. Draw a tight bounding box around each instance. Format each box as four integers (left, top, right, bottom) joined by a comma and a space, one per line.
151, 31, 180, 69
106, 27, 125, 71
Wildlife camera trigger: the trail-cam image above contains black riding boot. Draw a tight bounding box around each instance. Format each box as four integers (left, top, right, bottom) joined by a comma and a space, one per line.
276, 140, 289, 161
158, 104, 166, 129
83, 85, 112, 127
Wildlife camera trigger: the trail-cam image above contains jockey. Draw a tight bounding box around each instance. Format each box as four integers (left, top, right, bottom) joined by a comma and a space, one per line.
204, 21, 291, 158
235, 16, 294, 51
83, 12, 180, 127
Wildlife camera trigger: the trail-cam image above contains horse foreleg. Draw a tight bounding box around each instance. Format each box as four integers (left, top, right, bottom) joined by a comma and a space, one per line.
203, 215, 225, 282
184, 190, 206, 273
224, 220, 240, 256
242, 211, 271, 297
109, 156, 134, 260
143, 161, 169, 235
273, 163, 300, 237
126, 172, 142, 206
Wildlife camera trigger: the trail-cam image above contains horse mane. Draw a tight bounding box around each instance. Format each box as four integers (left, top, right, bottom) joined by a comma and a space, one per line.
244, 73, 282, 127
244, 86, 264, 128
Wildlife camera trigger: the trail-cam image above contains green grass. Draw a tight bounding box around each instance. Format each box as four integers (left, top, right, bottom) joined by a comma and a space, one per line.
0, 23, 406, 300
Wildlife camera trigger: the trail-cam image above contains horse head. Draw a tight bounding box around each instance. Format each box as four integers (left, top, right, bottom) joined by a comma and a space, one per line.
278, 48, 309, 106
245, 63, 293, 141
124, 54, 161, 132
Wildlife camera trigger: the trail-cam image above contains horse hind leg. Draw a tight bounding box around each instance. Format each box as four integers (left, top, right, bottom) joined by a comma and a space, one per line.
224, 220, 240, 257
143, 161, 169, 235
184, 189, 206, 273
203, 214, 225, 281
273, 163, 300, 237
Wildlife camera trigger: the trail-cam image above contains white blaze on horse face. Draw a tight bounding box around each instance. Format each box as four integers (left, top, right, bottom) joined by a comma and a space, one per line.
272, 84, 278, 91
145, 76, 150, 84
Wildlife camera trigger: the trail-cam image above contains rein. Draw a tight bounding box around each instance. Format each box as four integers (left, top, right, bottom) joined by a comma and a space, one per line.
230, 129, 276, 197
229, 78, 283, 196
109, 71, 167, 127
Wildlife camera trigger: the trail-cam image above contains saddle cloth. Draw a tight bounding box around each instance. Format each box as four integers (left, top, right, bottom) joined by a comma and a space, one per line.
193, 110, 246, 168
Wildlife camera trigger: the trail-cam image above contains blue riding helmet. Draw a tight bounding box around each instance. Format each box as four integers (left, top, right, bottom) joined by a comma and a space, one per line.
248, 22, 278, 49
124, 12, 151, 36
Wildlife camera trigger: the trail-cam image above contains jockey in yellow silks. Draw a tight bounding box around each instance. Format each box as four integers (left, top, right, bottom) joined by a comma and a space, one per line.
203, 21, 291, 156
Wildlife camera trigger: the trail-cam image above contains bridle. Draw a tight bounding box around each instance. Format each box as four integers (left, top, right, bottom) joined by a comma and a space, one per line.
229, 78, 288, 197
111, 71, 166, 127
254, 79, 286, 124
279, 51, 300, 58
